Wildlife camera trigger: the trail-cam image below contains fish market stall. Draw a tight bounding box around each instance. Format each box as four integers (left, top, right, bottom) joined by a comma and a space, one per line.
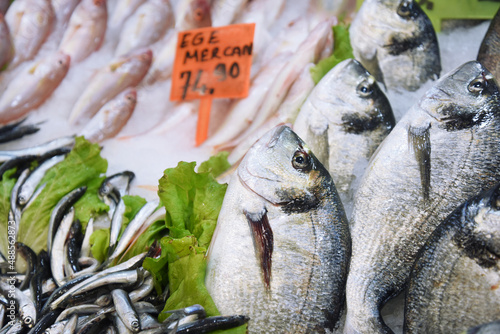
0, 0, 499, 333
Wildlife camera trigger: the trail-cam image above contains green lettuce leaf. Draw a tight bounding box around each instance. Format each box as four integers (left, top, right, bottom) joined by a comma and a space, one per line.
90, 228, 110, 263
18, 136, 108, 253
0, 168, 17, 256
310, 22, 354, 84
151, 152, 243, 330
197, 151, 231, 178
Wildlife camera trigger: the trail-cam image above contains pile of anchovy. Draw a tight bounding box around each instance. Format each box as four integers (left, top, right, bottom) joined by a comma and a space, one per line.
0, 136, 249, 333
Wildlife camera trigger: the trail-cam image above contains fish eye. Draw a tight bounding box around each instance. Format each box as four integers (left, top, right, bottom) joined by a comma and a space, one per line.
292, 150, 312, 172
357, 82, 373, 97
397, 0, 413, 18
131, 320, 140, 330
468, 78, 487, 93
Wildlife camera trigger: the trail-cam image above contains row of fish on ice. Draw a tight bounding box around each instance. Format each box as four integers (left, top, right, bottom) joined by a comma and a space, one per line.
0, 0, 339, 144
204, 0, 500, 333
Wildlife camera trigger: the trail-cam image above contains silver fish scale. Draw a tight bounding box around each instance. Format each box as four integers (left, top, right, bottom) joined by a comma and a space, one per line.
345, 61, 500, 334
405, 186, 500, 333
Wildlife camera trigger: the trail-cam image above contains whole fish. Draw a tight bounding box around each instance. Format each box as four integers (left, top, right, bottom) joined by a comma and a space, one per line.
349, 0, 441, 91
206, 125, 351, 333
0, 51, 70, 125
114, 0, 174, 57
68, 48, 152, 125
345, 61, 500, 334
404, 183, 500, 334
0, 13, 12, 70
478, 7, 500, 80
293, 59, 395, 217
58, 0, 107, 63
5, 0, 54, 69
79, 88, 138, 143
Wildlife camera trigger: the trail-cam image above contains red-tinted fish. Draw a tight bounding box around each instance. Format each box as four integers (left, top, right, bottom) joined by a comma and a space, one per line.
0, 51, 70, 125
68, 48, 152, 125
58, 0, 107, 63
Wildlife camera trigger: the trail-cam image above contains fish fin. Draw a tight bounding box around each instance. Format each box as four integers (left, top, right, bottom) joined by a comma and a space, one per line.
245, 209, 273, 290
306, 123, 329, 172
359, 51, 385, 90
408, 124, 431, 202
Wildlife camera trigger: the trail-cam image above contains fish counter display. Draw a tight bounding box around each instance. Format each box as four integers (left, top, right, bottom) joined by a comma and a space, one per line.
0, 0, 500, 333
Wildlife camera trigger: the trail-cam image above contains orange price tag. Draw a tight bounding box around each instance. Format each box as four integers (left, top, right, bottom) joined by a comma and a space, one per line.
170, 23, 255, 146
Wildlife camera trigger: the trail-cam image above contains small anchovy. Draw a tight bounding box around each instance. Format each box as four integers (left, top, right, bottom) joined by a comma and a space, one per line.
0, 155, 37, 179
15, 242, 37, 291
0, 122, 40, 144
79, 218, 93, 259
41, 274, 94, 315
108, 191, 126, 256
66, 220, 83, 274
47, 187, 87, 254
108, 199, 160, 264
128, 276, 154, 302
53, 269, 144, 310
10, 169, 30, 235
111, 289, 140, 332
26, 310, 62, 334
62, 314, 78, 334
56, 305, 102, 323
17, 154, 66, 206
51, 208, 76, 287
48, 253, 148, 311
0, 136, 75, 164
0, 281, 36, 327
113, 314, 133, 334
21, 183, 46, 214
138, 313, 161, 330
99, 171, 135, 198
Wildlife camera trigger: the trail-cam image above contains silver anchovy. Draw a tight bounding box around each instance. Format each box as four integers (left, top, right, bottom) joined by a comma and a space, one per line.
17, 154, 66, 206
404, 183, 500, 333
206, 125, 351, 333
345, 61, 500, 334
349, 0, 441, 91
111, 289, 140, 333
0, 136, 75, 163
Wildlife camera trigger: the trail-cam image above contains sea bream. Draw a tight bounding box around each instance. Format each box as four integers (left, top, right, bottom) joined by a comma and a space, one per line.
206, 125, 351, 333
345, 61, 500, 334
293, 59, 395, 217
349, 0, 441, 91
404, 183, 500, 334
